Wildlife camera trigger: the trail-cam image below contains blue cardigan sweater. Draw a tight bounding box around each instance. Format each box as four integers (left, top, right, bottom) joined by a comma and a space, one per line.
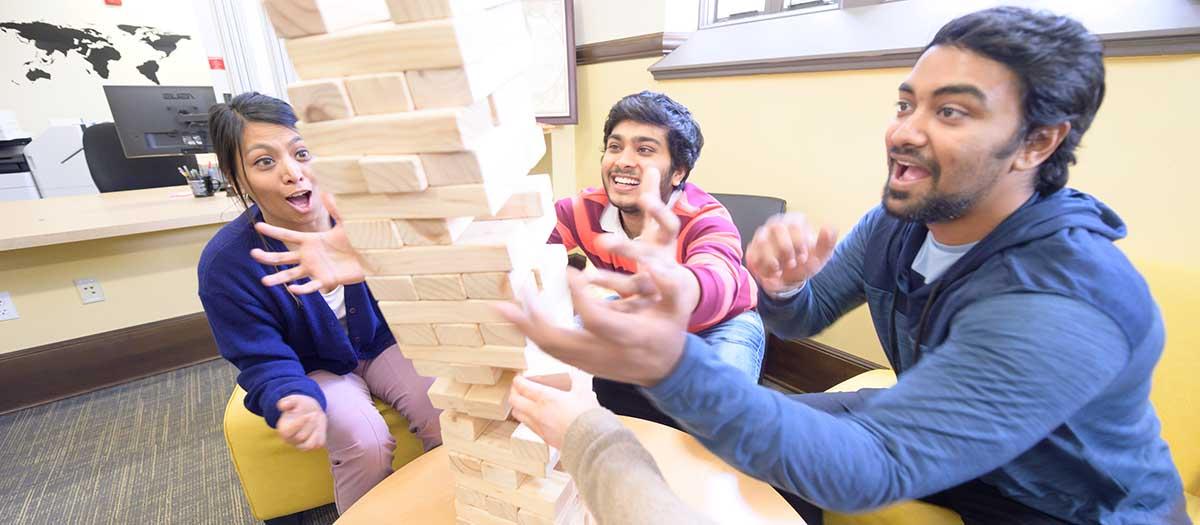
198, 206, 395, 427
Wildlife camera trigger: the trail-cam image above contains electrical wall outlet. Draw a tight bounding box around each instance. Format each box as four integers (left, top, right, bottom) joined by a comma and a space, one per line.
74, 278, 106, 304
0, 291, 18, 321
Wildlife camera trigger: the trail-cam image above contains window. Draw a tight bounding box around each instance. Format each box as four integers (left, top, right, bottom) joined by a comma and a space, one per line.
701, 0, 840, 28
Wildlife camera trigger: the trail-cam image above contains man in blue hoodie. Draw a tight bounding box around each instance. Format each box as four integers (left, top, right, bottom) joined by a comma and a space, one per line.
501, 6, 1188, 524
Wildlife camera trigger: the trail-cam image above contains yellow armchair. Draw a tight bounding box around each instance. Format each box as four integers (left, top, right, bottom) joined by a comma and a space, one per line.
222, 386, 426, 522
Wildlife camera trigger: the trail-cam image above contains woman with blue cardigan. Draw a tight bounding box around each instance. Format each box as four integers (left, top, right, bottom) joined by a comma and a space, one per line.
197, 92, 441, 514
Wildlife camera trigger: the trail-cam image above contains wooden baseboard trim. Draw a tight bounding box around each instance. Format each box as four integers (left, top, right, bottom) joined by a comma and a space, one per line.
0, 312, 219, 415
762, 335, 885, 393
576, 32, 691, 66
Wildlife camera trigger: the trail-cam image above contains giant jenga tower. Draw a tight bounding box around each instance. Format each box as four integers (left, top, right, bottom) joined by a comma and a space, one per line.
262, 1, 586, 523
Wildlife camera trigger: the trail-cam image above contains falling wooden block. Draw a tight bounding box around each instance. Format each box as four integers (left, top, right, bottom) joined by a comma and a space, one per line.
365, 275, 418, 300
298, 100, 493, 156
441, 409, 491, 441
481, 461, 527, 490
455, 500, 518, 525
361, 155, 428, 193
287, 78, 354, 123
389, 323, 438, 345
392, 217, 474, 246
421, 124, 545, 187
262, 0, 390, 39
428, 376, 470, 411
478, 174, 552, 221
444, 419, 558, 478
344, 73, 414, 115
412, 273, 467, 300
435, 323, 484, 346
399, 342, 528, 369
335, 181, 514, 221
481, 323, 525, 346
285, 2, 527, 79
462, 371, 515, 420
342, 219, 403, 249
456, 483, 488, 508
483, 493, 522, 521
312, 156, 367, 194
448, 450, 484, 478
453, 364, 505, 385
456, 465, 575, 519
510, 423, 551, 463
385, 0, 511, 23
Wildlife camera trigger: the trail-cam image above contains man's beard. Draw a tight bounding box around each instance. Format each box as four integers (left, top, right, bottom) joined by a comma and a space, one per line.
882, 146, 977, 224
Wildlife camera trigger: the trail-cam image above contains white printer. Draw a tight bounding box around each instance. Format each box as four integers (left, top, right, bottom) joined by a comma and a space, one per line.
25, 123, 99, 198
0, 138, 39, 201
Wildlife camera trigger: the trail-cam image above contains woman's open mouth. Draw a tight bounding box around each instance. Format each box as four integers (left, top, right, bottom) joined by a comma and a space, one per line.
285, 189, 313, 213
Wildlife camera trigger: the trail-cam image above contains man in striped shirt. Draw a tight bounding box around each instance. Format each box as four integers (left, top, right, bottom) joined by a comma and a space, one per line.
548, 91, 764, 427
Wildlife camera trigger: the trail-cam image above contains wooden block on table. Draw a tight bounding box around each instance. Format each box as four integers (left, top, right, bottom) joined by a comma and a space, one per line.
510, 423, 551, 463
481, 323, 525, 346
262, 0, 389, 39
311, 156, 366, 194
454, 365, 505, 385
448, 450, 484, 478
399, 343, 527, 370
392, 217, 473, 245
361, 155, 427, 193
413, 273, 467, 300
285, 2, 527, 79
441, 409, 491, 441
365, 275, 418, 300
456, 483, 488, 508
481, 461, 527, 490
455, 500, 518, 525
483, 494, 522, 521
421, 124, 545, 187
457, 465, 575, 519
385, 0, 511, 23
298, 100, 493, 156
335, 182, 512, 221
444, 419, 558, 478
342, 219, 402, 249
344, 73, 414, 115
462, 371, 515, 420
428, 376, 470, 411
435, 323, 484, 346
389, 322, 438, 345
287, 78, 354, 123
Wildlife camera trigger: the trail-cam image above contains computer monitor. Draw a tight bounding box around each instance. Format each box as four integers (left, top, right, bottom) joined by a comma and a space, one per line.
103, 85, 217, 158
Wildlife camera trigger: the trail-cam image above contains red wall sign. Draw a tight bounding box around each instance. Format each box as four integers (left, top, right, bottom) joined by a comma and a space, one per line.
208, 57, 226, 71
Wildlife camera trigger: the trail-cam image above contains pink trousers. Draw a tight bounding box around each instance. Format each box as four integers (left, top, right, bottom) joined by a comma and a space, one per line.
307, 344, 442, 514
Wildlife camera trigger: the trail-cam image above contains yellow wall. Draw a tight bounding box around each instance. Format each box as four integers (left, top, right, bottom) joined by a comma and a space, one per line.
573, 54, 1200, 364
0, 224, 222, 354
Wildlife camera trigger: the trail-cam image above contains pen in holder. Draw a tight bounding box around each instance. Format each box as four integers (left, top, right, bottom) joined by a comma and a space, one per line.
187, 167, 215, 198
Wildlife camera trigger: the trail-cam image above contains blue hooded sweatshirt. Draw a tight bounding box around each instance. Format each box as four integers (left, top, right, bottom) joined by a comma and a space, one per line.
644, 189, 1186, 523
197, 206, 395, 428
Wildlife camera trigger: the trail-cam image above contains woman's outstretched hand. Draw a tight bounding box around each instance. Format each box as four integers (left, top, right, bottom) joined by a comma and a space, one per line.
250, 192, 366, 294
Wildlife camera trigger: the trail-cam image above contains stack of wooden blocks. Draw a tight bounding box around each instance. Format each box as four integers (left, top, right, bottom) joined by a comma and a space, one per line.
262, 1, 586, 523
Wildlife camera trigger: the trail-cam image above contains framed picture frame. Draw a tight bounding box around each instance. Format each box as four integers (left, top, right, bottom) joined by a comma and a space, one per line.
522, 0, 578, 125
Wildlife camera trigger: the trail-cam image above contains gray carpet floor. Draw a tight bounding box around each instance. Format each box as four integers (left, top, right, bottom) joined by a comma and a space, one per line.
0, 359, 338, 525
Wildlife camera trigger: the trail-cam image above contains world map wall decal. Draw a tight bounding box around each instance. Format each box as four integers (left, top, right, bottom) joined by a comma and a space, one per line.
0, 20, 192, 85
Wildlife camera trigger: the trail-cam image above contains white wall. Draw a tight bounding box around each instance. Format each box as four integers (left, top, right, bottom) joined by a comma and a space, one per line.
0, 0, 217, 136
572, 0, 699, 45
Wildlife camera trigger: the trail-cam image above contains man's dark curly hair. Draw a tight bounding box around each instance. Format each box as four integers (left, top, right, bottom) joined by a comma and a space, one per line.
602, 91, 704, 185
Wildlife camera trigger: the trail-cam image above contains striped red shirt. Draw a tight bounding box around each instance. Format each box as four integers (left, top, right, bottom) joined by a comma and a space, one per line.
547, 183, 758, 332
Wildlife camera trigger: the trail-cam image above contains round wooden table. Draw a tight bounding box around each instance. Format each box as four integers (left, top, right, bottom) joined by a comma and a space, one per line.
336, 416, 804, 524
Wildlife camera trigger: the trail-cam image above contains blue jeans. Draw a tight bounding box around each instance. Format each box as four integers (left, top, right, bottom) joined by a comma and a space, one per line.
592, 309, 767, 429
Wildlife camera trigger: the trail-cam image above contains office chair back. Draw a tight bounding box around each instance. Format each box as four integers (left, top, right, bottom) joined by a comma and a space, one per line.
83, 122, 196, 193
710, 193, 788, 255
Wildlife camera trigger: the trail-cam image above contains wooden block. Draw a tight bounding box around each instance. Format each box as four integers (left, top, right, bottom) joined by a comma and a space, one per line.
298, 100, 493, 156
421, 124, 545, 187
428, 376, 470, 411
483, 494, 522, 521
462, 371, 515, 420
456, 500, 517, 525
389, 323, 438, 345
361, 155, 427, 193
262, 0, 389, 39
364, 215, 550, 276
312, 156, 367, 194
456, 465, 575, 519
287, 78, 354, 123
481, 461, 526, 491
399, 343, 528, 369
385, 0, 510, 23
441, 409, 491, 441
444, 419, 558, 478
344, 73, 414, 115
480, 323, 525, 346
478, 174, 552, 221
413, 273, 466, 300
461, 270, 536, 300
335, 182, 513, 220
447, 451, 484, 478
285, 2, 527, 79
516, 495, 587, 525
456, 483, 488, 508
342, 219, 402, 249
510, 423, 551, 463
365, 275, 418, 300
435, 323, 484, 346
393, 217, 474, 246
412, 359, 455, 378
453, 364, 505, 385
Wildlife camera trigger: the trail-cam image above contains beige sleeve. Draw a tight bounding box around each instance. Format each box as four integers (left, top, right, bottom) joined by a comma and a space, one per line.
561, 408, 716, 525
